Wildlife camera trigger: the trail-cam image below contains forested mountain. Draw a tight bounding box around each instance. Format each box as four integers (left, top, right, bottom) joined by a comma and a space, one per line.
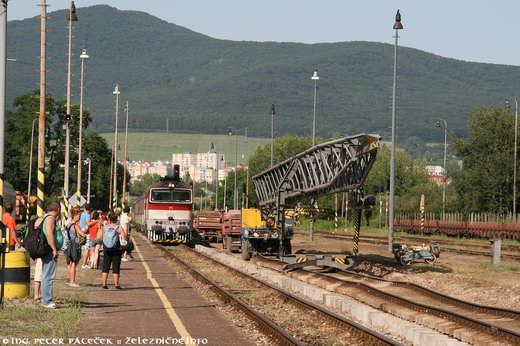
7, 5, 520, 141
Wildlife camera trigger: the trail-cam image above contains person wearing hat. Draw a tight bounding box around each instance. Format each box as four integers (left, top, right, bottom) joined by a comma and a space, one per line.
3, 202, 21, 250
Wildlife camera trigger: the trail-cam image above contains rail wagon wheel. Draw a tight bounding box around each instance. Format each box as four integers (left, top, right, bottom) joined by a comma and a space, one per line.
399, 255, 412, 266
424, 253, 436, 264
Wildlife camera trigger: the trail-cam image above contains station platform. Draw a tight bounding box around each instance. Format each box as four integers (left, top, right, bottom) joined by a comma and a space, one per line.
79, 234, 253, 345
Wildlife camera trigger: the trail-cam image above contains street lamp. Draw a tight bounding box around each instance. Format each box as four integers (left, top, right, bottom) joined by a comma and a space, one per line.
76, 47, 88, 198
228, 127, 238, 209
112, 84, 120, 209
270, 104, 276, 167
388, 9, 403, 252
64, 0, 77, 205
311, 69, 319, 147
436, 119, 448, 217
122, 101, 129, 207
506, 98, 519, 220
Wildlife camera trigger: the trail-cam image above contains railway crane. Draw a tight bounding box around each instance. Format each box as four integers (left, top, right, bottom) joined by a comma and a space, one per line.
245, 133, 381, 270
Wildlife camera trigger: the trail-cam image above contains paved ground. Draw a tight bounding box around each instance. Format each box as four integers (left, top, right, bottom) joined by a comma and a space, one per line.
79, 234, 253, 345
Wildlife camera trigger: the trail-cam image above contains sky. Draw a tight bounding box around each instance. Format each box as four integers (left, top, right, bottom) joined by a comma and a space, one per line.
7, 0, 520, 66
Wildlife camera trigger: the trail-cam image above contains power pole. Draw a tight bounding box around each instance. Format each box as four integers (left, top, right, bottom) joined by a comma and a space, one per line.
0, 0, 7, 222
112, 84, 120, 209
108, 147, 113, 210
64, 1, 77, 213
37, 0, 47, 218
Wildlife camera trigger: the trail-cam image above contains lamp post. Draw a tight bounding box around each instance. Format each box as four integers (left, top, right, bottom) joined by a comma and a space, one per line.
270, 104, 276, 167
27, 118, 38, 209
506, 98, 519, 220
64, 0, 77, 204
312, 69, 319, 147
436, 119, 448, 217
122, 101, 129, 207
76, 47, 88, 197
228, 127, 238, 210
388, 9, 403, 252
112, 84, 120, 209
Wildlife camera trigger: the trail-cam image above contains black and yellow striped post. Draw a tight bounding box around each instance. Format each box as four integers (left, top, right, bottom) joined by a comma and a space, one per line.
353, 207, 361, 256
334, 193, 338, 232
37, 168, 45, 217
420, 194, 425, 234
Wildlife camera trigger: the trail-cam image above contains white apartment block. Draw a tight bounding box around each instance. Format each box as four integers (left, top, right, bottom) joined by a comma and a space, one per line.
172, 143, 227, 182
127, 160, 173, 182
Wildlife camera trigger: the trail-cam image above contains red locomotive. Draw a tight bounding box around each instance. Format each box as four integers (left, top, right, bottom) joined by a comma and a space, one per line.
132, 165, 193, 243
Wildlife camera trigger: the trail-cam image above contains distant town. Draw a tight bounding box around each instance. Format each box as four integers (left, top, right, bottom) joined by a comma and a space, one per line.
127, 144, 246, 182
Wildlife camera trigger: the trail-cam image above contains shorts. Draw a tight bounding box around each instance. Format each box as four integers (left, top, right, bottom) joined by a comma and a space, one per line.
82, 234, 92, 250
34, 258, 42, 282
88, 239, 98, 248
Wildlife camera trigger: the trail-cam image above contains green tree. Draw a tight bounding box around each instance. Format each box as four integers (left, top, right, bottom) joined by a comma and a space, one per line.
363, 146, 440, 212
130, 173, 161, 196
247, 135, 313, 207
6, 91, 93, 194
452, 106, 514, 213
4, 91, 126, 211
82, 132, 124, 210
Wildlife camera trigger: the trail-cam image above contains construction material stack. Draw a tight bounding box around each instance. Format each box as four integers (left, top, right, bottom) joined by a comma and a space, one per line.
194, 211, 223, 243
222, 210, 242, 252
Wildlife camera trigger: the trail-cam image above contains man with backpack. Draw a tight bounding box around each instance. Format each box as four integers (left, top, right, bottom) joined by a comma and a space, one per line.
33, 202, 63, 308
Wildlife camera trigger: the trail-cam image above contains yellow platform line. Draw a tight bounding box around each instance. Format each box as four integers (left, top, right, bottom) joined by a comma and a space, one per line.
133, 238, 193, 342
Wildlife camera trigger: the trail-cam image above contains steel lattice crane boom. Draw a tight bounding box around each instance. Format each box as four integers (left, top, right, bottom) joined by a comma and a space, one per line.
250, 133, 380, 264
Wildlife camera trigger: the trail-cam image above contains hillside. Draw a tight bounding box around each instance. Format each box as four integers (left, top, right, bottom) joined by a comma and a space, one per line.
7, 5, 520, 142
100, 132, 270, 164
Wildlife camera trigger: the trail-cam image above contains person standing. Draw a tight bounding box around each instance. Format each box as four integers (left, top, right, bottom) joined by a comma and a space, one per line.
3, 202, 20, 250
100, 212, 127, 289
64, 208, 85, 287
35, 202, 63, 309
80, 204, 92, 269
88, 211, 102, 270
120, 206, 133, 261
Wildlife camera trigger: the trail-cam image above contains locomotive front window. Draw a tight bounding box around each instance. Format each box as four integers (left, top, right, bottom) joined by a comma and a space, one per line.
172, 190, 191, 202
151, 190, 171, 202
150, 189, 192, 203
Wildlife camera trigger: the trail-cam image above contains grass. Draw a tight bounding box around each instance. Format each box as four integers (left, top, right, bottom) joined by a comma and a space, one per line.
0, 256, 96, 339
100, 132, 270, 164
478, 262, 520, 271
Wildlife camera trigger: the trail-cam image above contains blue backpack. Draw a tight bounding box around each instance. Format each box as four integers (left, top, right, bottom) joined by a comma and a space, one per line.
103, 225, 120, 250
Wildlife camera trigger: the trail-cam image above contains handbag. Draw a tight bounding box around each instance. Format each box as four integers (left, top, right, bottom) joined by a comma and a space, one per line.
78, 234, 87, 246
65, 224, 82, 262
121, 239, 134, 253
119, 235, 128, 247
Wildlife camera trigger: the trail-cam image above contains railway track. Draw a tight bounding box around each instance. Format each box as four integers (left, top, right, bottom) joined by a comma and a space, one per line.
156, 243, 401, 346
255, 255, 520, 345
315, 232, 520, 261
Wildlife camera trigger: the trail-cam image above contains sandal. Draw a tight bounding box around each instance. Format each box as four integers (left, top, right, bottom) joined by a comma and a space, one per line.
34, 297, 41, 302
114, 286, 122, 290
102, 285, 108, 289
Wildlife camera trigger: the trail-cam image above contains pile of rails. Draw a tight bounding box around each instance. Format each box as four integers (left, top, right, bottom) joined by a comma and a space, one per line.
394, 219, 520, 240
